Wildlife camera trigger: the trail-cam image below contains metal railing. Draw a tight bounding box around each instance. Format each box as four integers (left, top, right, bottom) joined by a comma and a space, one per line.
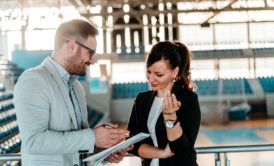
195, 144, 274, 166
1, 144, 274, 166
0, 154, 21, 161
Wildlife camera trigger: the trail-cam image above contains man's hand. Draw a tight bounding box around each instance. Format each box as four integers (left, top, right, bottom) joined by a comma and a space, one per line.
93, 123, 129, 148
106, 145, 134, 163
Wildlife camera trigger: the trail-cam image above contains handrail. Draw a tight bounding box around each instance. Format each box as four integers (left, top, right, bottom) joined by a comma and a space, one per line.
0, 154, 21, 161
196, 144, 274, 153
195, 144, 274, 166
1, 144, 274, 166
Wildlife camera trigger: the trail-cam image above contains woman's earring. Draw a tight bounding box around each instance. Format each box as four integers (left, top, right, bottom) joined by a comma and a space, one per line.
173, 77, 176, 82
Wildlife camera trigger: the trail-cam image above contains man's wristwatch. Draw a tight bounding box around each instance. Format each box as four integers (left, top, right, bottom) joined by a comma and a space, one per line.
164, 119, 178, 128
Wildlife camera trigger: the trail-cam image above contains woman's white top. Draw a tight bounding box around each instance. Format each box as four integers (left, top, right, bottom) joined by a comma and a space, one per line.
147, 97, 164, 166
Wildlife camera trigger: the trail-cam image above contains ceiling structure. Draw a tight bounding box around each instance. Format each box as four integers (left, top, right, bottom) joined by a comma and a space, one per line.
0, 0, 71, 10
67, 0, 274, 25
1, 0, 274, 25
0, 0, 274, 56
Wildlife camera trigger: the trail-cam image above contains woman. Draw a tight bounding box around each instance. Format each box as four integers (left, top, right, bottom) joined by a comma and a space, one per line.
127, 41, 201, 166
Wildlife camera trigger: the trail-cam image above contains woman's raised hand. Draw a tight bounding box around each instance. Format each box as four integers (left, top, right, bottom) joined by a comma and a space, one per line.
162, 91, 181, 115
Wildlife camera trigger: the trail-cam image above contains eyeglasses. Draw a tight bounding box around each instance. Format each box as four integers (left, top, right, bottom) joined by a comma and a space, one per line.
75, 41, 95, 57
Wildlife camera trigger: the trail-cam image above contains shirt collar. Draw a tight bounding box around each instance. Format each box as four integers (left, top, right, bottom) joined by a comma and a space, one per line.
48, 57, 78, 87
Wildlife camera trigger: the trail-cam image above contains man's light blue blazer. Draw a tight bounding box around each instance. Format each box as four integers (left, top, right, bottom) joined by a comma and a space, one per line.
13, 57, 95, 166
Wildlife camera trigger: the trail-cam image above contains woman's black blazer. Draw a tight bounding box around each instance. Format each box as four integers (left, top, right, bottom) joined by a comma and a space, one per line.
127, 83, 201, 166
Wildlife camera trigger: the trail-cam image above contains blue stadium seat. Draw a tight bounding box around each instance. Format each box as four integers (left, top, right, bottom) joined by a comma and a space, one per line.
252, 47, 274, 56
258, 76, 274, 93
195, 78, 252, 96
195, 79, 218, 95
112, 82, 149, 99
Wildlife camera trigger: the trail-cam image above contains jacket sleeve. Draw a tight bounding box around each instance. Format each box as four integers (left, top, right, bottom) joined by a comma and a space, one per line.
13, 70, 95, 155
169, 92, 201, 156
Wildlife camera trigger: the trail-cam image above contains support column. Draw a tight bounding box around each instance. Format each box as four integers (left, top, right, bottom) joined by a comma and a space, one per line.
0, 31, 8, 59
102, 12, 108, 54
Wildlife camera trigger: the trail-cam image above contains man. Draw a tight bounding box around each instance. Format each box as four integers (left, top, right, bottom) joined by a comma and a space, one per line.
14, 19, 131, 166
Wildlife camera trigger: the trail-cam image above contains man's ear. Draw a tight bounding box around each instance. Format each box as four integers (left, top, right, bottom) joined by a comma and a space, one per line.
66, 40, 77, 55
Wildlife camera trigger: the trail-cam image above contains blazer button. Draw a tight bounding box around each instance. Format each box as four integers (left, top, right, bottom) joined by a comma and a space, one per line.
73, 164, 78, 166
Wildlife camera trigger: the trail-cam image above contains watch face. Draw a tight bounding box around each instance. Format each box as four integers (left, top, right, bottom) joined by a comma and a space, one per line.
165, 120, 176, 128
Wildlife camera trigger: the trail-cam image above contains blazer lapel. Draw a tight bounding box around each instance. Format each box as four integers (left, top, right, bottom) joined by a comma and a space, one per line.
144, 91, 157, 122
73, 82, 89, 128
41, 57, 79, 129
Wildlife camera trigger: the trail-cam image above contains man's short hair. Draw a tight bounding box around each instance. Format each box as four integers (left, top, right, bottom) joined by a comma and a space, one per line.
54, 19, 99, 49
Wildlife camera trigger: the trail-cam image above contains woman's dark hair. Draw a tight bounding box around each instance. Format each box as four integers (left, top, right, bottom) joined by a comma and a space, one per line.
146, 41, 195, 91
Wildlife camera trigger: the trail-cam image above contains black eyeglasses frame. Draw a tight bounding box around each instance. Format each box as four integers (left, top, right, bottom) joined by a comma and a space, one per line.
75, 40, 95, 56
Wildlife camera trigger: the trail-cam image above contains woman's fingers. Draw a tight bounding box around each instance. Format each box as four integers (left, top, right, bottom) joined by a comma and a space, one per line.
177, 101, 181, 108
167, 91, 173, 109
163, 91, 181, 114
172, 94, 181, 110
171, 93, 178, 108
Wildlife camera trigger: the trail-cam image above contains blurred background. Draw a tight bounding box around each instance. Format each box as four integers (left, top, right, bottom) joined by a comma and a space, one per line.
1, 0, 274, 165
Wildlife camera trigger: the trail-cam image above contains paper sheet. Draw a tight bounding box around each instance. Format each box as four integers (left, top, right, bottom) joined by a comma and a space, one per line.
83, 133, 150, 165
